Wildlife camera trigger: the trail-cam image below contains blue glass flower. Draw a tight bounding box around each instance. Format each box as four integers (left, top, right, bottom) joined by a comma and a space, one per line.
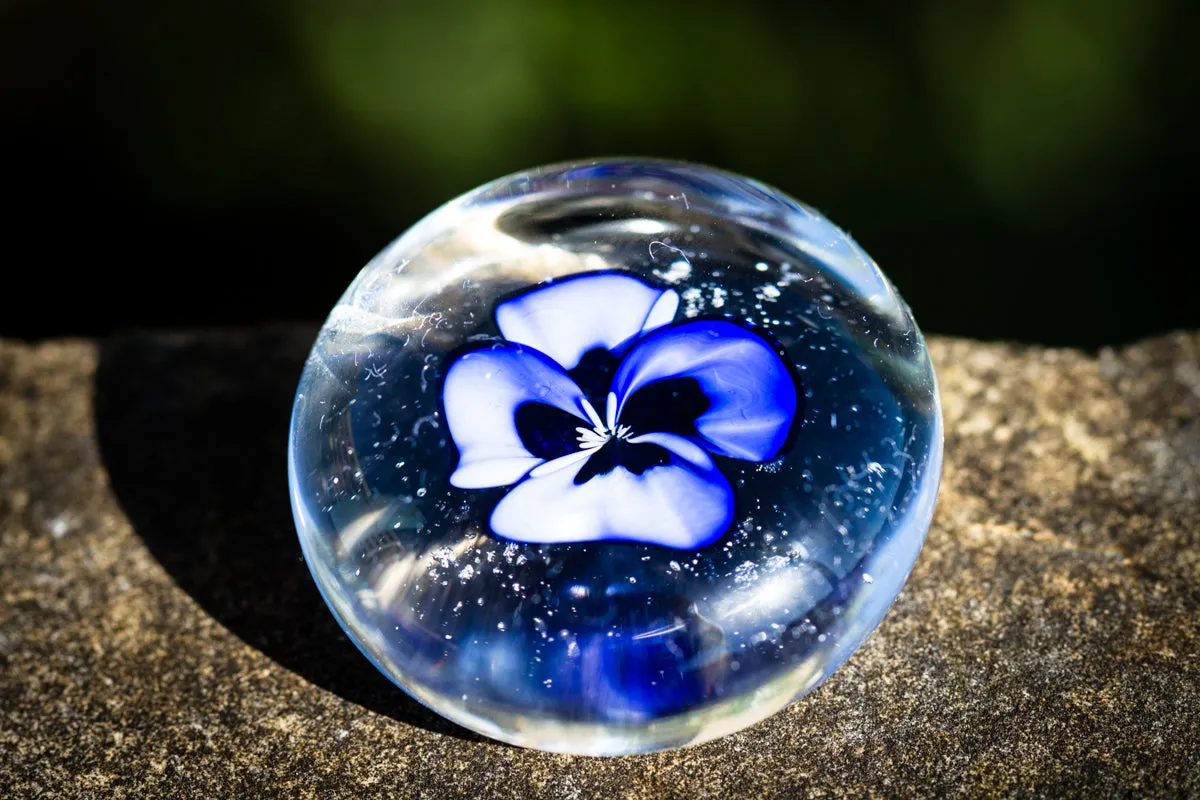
442, 272, 799, 549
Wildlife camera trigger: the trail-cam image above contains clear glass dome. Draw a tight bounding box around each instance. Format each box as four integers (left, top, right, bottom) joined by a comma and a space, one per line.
288, 159, 942, 755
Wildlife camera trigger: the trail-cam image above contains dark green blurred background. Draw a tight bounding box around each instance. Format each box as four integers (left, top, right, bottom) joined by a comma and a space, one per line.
3, 0, 1196, 345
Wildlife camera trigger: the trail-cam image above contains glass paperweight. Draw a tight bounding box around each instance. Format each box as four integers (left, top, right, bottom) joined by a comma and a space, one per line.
288, 159, 942, 755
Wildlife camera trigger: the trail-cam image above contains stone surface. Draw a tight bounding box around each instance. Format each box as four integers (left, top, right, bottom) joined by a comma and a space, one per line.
1, 328, 1197, 798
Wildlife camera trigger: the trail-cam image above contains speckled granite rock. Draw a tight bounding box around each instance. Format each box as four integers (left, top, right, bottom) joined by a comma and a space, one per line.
1, 329, 1197, 798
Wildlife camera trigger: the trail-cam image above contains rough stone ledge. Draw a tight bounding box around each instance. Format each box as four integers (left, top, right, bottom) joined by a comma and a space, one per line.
0, 329, 1197, 798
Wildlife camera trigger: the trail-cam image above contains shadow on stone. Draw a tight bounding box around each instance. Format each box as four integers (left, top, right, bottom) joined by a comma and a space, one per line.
94, 327, 484, 743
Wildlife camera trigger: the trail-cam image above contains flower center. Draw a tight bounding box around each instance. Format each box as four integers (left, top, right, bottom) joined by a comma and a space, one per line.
576, 392, 632, 451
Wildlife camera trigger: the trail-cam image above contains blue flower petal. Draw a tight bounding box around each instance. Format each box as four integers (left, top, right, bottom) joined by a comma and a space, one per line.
495, 273, 679, 370
613, 320, 797, 461
444, 344, 590, 489
489, 432, 734, 548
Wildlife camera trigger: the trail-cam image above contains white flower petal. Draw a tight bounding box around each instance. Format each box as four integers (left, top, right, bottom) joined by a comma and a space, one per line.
495, 272, 680, 370
613, 320, 798, 461
443, 344, 589, 489
489, 432, 733, 549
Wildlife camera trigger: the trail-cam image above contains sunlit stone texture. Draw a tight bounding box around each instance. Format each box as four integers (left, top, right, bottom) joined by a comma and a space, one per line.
288, 159, 942, 755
